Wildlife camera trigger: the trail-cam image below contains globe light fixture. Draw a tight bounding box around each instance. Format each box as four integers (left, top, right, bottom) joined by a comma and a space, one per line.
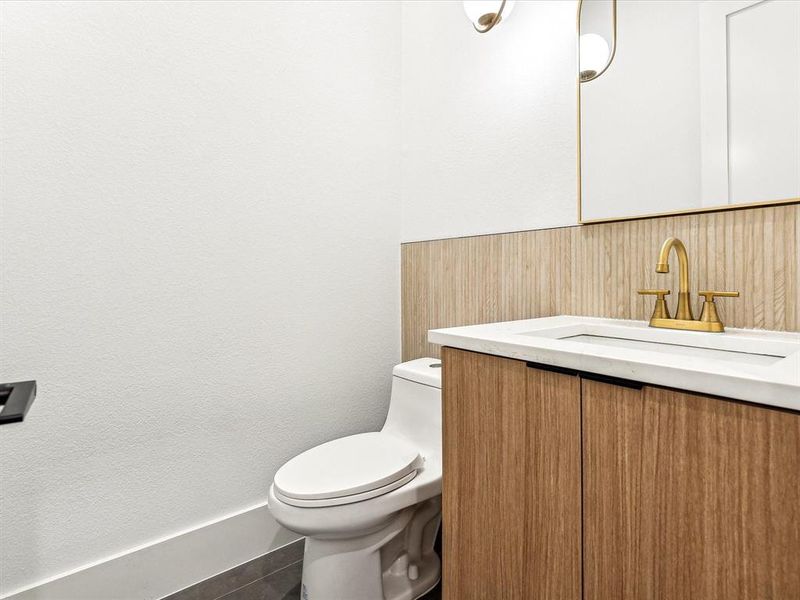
579, 33, 611, 81
463, 0, 515, 34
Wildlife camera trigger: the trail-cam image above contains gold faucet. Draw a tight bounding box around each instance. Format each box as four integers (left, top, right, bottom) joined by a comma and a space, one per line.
656, 237, 693, 320
638, 237, 739, 333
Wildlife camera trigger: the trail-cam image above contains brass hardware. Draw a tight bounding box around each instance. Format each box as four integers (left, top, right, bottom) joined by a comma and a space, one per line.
698, 290, 740, 332
648, 317, 726, 333
656, 237, 693, 320
472, 0, 508, 34
699, 290, 740, 300
579, 197, 800, 226
637, 289, 671, 320
639, 238, 739, 333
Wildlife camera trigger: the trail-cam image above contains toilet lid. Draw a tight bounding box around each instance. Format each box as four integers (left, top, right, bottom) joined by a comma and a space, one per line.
273, 432, 422, 503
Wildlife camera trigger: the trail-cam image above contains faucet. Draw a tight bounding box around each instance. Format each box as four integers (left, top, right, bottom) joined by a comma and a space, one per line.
638, 237, 739, 333
655, 237, 694, 320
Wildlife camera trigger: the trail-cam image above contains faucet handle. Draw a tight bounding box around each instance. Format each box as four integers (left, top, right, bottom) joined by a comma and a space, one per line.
698, 290, 739, 330
698, 290, 740, 301
638, 289, 671, 320
638, 289, 670, 298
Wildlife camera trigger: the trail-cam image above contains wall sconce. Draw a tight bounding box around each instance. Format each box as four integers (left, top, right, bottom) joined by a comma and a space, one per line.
463, 0, 515, 33
579, 33, 611, 81
578, 0, 617, 82
464, 0, 617, 82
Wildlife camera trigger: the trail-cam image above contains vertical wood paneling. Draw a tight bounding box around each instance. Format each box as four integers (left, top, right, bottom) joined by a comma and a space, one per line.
402, 204, 799, 360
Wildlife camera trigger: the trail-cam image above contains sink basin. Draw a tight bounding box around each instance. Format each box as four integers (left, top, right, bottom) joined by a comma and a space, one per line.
428, 316, 800, 410
517, 321, 797, 367
554, 334, 782, 366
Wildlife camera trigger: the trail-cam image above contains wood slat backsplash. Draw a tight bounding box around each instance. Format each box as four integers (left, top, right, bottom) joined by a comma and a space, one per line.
401, 204, 799, 360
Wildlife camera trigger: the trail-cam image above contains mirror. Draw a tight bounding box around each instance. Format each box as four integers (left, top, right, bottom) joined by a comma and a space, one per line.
578, 0, 800, 223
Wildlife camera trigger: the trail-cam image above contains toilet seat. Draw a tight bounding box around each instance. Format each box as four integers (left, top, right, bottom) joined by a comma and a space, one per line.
273, 432, 423, 508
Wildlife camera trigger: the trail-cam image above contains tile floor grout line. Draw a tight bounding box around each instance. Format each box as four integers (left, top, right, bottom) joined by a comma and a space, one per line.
212, 559, 304, 600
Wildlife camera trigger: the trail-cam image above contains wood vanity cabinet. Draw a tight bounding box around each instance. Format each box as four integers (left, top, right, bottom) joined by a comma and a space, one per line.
441, 348, 582, 600
441, 347, 800, 600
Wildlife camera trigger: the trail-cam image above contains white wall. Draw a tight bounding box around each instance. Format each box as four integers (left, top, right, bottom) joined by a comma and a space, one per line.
401, 0, 579, 242
0, 1, 400, 597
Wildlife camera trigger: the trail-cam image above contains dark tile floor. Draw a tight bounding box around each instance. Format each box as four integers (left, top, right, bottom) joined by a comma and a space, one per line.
216, 561, 302, 600
166, 537, 442, 600
234, 563, 441, 600
164, 540, 305, 600
226, 562, 441, 600
249, 527, 444, 599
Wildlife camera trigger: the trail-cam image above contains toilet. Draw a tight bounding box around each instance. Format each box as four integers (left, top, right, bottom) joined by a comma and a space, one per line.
267, 358, 443, 600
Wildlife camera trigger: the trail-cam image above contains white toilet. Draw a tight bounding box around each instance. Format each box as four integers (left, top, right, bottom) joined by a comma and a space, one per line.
267, 358, 443, 600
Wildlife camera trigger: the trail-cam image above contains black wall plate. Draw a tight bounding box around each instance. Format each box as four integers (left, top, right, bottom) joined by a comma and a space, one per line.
0, 381, 37, 425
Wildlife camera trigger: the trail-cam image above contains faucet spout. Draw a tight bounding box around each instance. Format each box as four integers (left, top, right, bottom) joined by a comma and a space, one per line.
639, 236, 738, 332
656, 237, 693, 320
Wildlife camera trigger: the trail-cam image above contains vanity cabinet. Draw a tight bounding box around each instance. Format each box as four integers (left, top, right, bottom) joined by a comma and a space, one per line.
441, 347, 800, 600
582, 378, 800, 599
441, 348, 582, 600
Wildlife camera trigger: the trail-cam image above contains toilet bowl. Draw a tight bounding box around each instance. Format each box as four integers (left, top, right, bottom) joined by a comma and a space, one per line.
267, 358, 442, 600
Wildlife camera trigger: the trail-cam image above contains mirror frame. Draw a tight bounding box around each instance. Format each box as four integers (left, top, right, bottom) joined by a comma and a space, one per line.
576, 0, 800, 225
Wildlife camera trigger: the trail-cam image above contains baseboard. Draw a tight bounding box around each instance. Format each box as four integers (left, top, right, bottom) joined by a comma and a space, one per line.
1, 502, 301, 600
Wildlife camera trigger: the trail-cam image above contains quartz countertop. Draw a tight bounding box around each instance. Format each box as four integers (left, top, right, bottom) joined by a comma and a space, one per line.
429, 316, 800, 411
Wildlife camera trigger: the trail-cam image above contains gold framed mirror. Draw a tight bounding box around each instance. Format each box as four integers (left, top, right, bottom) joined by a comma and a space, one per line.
577, 0, 800, 224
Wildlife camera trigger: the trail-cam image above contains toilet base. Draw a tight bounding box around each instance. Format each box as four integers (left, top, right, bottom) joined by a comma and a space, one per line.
382, 553, 440, 600
300, 497, 441, 600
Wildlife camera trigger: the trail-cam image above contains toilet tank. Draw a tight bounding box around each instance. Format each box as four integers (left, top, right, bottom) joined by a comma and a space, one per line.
380, 358, 442, 456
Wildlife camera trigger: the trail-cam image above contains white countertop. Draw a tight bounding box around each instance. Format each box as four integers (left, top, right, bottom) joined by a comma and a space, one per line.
429, 316, 800, 411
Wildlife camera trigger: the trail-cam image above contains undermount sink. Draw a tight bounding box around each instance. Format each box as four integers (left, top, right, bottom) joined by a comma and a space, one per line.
517, 321, 797, 367
428, 316, 800, 410
555, 334, 782, 366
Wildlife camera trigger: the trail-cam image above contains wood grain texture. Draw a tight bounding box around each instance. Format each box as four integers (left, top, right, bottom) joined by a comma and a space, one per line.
402, 204, 799, 360
441, 348, 581, 600
582, 379, 800, 600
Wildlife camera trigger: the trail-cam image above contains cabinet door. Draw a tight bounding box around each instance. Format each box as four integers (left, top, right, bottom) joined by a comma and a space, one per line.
582, 379, 800, 599
442, 348, 581, 600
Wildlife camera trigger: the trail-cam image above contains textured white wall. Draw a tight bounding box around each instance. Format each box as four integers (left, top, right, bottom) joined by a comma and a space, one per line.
0, 1, 400, 595
400, 0, 578, 242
